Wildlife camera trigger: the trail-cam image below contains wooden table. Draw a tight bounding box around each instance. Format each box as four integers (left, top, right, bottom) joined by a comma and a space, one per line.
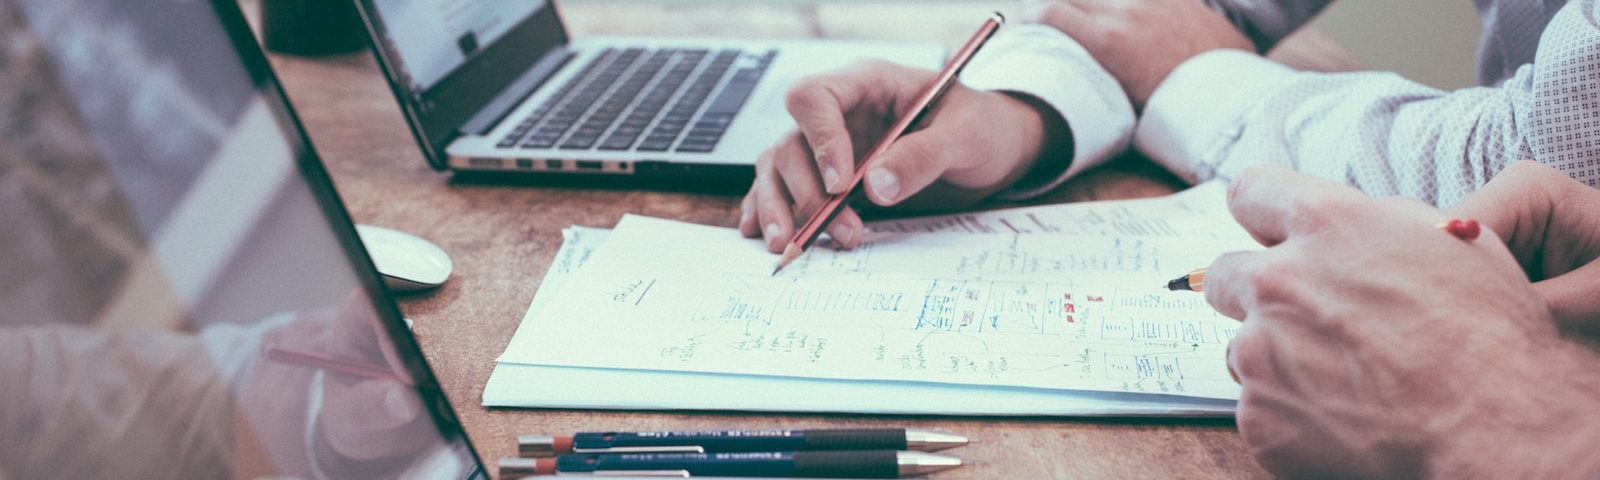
257, 2, 1361, 477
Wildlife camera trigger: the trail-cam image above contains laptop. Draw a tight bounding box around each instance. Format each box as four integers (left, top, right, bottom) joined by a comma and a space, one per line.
0, 0, 483, 477
349, 0, 945, 181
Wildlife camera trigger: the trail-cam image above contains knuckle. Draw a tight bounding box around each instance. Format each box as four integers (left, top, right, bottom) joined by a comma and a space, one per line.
1234, 394, 1270, 444
1229, 331, 1271, 381
755, 148, 780, 174
848, 58, 895, 74
1290, 192, 1361, 231
1227, 166, 1268, 204
783, 80, 820, 112
792, 192, 824, 218
893, 139, 940, 170
1245, 258, 1302, 305
758, 203, 788, 224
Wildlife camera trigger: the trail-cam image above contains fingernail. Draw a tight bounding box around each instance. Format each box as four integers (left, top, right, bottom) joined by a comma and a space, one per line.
764, 223, 782, 240
835, 227, 855, 246
740, 209, 752, 227
822, 166, 841, 192
867, 168, 900, 203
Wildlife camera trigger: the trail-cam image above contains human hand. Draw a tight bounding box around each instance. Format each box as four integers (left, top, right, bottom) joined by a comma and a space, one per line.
1205, 166, 1600, 478
248, 294, 437, 471
1025, 0, 1253, 109
739, 60, 1066, 252
1450, 161, 1600, 332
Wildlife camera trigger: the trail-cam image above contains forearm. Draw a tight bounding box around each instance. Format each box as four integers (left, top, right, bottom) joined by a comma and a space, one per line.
0, 327, 235, 478
1136, 0, 1599, 207
1137, 50, 1526, 207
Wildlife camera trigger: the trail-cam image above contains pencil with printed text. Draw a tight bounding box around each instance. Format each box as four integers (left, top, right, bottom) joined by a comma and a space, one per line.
772, 13, 1006, 276
1164, 218, 1482, 293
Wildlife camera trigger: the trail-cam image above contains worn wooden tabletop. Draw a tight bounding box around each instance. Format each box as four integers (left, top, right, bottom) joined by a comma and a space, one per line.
253, 1, 1361, 477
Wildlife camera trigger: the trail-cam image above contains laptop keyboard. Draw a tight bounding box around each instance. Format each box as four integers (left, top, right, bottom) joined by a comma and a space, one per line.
495, 47, 776, 154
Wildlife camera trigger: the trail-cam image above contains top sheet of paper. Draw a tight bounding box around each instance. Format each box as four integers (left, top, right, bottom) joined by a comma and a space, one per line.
501, 204, 1260, 399
866, 181, 1243, 238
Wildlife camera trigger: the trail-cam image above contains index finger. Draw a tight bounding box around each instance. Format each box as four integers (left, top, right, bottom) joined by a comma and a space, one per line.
783, 64, 890, 194
1202, 250, 1268, 321
1226, 165, 1367, 247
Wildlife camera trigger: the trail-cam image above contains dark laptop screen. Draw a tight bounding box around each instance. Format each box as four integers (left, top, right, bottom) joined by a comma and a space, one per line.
364, 0, 548, 93
0, 0, 481, 477
354, 0, 570, 167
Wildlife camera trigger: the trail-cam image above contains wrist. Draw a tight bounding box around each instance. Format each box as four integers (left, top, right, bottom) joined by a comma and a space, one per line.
992, 90, 1073, 195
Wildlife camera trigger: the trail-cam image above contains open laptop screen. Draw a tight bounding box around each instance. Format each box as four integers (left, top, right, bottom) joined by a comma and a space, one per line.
365, 0, 548, 92
0, 0, 481, 477
354, 0, 571, 168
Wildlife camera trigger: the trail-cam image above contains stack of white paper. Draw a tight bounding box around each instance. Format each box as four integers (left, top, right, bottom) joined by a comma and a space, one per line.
485, 182, 1256, 416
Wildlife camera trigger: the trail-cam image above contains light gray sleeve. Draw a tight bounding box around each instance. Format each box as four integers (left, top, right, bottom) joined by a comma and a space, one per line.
1202, 0, 1338, 52
1136, 0, 1599, 208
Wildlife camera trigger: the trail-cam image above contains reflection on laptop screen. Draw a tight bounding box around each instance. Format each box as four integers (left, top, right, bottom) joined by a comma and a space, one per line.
367, 0, 548, 93
0, 0, 479, 478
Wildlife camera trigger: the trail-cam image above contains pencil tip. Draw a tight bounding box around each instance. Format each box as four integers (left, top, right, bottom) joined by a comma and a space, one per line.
771, 244, 803, 276
1165, 275, 1191, 292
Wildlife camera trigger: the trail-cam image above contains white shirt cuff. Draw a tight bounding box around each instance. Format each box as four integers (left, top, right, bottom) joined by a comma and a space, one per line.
1134, 49, 1296, 184
960, 24, 1135, 199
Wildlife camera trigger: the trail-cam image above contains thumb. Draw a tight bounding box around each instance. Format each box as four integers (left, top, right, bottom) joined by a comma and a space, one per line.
1533, 260, 1600, 334
862, 131, 961, 206
318, 379, 430, 460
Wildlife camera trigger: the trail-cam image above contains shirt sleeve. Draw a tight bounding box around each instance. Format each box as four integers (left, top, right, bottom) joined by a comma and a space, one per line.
1135, 0, 1600, 208
959, 24, 1135, 200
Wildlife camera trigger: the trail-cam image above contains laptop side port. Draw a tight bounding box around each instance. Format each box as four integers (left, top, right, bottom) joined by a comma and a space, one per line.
469, 158, 504, 168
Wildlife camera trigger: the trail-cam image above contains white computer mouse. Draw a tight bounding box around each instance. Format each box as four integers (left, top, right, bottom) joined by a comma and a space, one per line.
355, 224, 453, 292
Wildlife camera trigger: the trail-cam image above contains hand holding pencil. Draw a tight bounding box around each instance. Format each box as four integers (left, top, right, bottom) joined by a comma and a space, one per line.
741, 14, 1071, 267
1191, 165, 1600, 479
768, 13, 1006, 274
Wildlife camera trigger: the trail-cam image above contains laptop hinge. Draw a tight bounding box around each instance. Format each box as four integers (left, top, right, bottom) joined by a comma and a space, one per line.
460, 46, 576, 136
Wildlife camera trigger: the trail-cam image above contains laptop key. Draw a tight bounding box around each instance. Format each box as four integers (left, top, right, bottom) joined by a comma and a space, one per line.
522, 137, 558, 149
637, 137, 675, 151
598, 136, 639, 151
675, 140, 717, 153
560, 137, 598, 150
704, 71, 763, 115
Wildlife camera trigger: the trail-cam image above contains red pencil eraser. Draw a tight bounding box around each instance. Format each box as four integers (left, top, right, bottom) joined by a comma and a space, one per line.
554, 436, 575, 454
1445, 219, 1480, 241
536, 458, 557, 476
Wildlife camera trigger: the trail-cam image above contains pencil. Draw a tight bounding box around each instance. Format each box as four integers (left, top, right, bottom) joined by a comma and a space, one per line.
1164, 218, 1481, 293
262, 343, 408, 383
772, 12, 1007, 276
